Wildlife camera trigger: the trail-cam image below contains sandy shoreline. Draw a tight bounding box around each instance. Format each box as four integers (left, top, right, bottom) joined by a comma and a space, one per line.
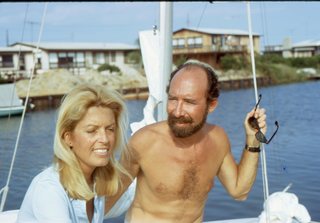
15, 69, 148, 98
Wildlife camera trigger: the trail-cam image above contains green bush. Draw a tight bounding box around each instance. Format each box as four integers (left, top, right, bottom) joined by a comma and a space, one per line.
257, 63, 307, 84
220, 55, 249, 71
287, 56, 320, 68
256, 54, 286, 65
97, 63, 120, 73
175, 55, 188, 67
126, 51, 142, 64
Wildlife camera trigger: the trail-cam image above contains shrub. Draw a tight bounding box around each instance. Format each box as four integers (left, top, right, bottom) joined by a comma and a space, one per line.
258, 63, 307, 84
174, 55, 188, 67
97, 63, 120, 73
220, 55, 249, 71
126, 51, 141, 64
256, 54, 286, 65
287, 56, 319, 68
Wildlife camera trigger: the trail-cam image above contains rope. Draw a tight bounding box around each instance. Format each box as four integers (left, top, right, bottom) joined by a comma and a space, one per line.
246, 2, 270, 222
5, 4, 29, 120
196, 2, 209, 29
0, 4, 30, 212
0, 3, 48, 212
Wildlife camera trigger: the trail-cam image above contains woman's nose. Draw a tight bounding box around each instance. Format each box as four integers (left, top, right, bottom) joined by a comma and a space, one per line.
98, 130, 109, 143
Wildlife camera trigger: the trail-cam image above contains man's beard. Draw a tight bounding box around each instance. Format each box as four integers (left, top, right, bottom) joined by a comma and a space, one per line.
168, 110, 208, 138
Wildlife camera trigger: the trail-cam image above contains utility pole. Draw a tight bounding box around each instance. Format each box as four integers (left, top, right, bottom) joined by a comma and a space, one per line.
187, 13, 190, 27
6, 29, 9, 46
26, 20, 40, 43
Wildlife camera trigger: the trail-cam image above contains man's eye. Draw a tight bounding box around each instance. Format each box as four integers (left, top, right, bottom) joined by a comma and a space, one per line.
185, 100, 196, 104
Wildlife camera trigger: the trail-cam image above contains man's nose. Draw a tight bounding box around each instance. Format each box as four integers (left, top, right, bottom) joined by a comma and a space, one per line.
173, 101, 185, 117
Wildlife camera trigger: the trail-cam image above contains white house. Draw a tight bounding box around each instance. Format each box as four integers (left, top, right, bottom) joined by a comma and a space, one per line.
2, 42, 139, 77
264, 38, 320, 58
0, 47, 33, 79
291, 39, 320, 58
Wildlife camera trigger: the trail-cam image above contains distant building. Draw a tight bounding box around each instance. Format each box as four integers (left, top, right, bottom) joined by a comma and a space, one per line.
264, 38, 320, 58
291, 39, 320, 57
0, 47, 33, 79
0, 42, 139, 78
172, 27, 261, 68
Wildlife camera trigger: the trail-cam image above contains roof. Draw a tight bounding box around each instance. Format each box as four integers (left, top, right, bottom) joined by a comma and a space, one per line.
10, 42, 139, 51
293, 39, 320, 48
0, 47, 32, 53
174, 27, 260, 36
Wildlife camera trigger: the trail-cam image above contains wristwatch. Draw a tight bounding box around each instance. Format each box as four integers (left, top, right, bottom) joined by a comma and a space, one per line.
245, 144, 261, 153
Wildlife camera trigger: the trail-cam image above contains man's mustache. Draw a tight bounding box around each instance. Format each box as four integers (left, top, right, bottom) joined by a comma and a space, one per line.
168, 115, 192, 124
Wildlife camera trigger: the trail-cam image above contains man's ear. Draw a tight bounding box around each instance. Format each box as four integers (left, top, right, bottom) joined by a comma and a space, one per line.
208, 99, 218, 113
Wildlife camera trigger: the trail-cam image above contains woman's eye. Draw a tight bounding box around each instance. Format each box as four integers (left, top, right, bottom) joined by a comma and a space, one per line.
107, 127, 115, 132
86, 129, 96, 134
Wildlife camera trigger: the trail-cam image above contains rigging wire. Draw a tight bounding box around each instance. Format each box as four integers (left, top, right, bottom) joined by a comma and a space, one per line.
196, 2, 209, 29
6, 4, 29, 120
0, 2, 48, 212
259, 2, 269, 48
0, 3, 30, 210
259, 2, 288, 185
246, 2, 270, 222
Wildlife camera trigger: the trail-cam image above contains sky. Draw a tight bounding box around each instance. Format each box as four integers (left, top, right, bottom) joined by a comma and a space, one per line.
0, 1, 319, 49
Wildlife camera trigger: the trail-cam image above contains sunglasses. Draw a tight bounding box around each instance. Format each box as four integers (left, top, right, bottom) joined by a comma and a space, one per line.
248, 94, 279, 144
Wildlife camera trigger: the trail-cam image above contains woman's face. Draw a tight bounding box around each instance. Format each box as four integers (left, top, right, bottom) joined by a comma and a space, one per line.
65, 106, 117, 177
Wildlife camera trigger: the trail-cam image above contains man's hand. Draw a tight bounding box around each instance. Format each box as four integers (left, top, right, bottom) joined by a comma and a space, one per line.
244, 107, 267, 146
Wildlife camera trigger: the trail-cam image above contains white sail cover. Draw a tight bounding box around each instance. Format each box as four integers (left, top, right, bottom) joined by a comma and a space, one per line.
130, 30, 162, 134
0, 83, 22, 107
139, 30, 162, 102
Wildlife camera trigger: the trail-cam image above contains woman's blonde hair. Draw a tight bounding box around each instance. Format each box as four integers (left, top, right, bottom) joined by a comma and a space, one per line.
53, 83, 130, 200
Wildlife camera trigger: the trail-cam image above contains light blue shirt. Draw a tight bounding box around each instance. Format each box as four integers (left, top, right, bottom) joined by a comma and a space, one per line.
17, 165, 135, 223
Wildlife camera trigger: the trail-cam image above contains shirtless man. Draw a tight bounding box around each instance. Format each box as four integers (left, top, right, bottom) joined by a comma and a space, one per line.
108, 60, 267, 223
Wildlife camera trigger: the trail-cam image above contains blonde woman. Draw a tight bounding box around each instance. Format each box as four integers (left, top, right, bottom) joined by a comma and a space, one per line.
17, 84, 135, 223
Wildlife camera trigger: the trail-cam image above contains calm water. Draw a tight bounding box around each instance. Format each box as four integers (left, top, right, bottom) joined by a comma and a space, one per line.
1, 81, 319, 222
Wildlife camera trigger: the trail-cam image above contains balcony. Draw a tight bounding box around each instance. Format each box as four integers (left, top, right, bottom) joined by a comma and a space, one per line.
173, 44, 247, 54
0, 62, 14, 68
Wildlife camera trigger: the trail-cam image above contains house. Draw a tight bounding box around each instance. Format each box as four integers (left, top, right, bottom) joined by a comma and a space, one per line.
290, 39, 320, 58
264, 38, 320, 58
3, 42, 140, 77
172, 27, 261, 68
0, 47, 33, 80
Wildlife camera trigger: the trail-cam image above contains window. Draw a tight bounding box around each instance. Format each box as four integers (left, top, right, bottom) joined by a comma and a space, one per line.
187, 37, 203, 48
0, 54, 14, 68
19, 54, 25, 70
195, 37, 203, 47
173, 38, 186, 49
105, 52, 110, 64
76, 52, 85, 67
49, 53, 58, 68
187, 38, 195, 47
50, 52, 85, 69
94, 52, 104, 64
177, 38, 185, 49
111, 51, 116, 62
212, 36, 216, 44
58, 52, 74, 68
173, 39, 178, 48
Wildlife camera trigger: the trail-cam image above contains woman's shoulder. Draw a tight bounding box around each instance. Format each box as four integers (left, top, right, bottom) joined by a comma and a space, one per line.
25, 164, 69, 203
28, 165, 63, 193
32, 165, 59, 182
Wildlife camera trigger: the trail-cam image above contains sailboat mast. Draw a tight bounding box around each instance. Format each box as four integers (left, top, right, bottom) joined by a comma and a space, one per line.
158, 2, 173, 121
